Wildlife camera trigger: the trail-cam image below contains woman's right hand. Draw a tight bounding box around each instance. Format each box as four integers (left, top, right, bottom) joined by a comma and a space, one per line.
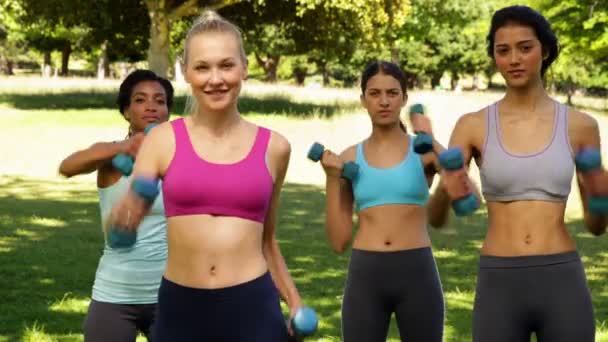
106, 191, 147, 232
440, 168, 473, 200
120, 133, 145, 159
411, 113, 433, 137
320, 150, 345, 179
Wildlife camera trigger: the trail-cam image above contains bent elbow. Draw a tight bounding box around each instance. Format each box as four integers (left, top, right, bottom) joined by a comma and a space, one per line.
58, 163, 75, 178
428, 213, 448, 229
329, 237, 349, 254
588, 225, 606, 237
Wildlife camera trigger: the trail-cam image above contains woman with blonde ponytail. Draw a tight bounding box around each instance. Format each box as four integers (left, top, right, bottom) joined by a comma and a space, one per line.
108, 10, 303, 341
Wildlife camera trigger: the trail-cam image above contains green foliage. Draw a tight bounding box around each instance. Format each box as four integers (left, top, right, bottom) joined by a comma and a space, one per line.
536, 0, 608, 89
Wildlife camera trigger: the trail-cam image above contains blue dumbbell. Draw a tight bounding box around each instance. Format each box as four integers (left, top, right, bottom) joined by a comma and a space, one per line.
107, 177, 160, 249
308, 142, 359, 182
409, 103, 433, 154
575, 148, 608, 214
438, 148, 480, 216
288, 306, 318, 341
112, 123, 158, 176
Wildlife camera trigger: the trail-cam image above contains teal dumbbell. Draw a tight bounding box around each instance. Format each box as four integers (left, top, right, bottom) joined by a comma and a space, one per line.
438, 148, 480, 216
575, 148, 608, 214
288, 306, 318, 341
112, 123, 158, 176
107, 177, 160, 248
308, 142, 359, 182
409, 103, 433, 154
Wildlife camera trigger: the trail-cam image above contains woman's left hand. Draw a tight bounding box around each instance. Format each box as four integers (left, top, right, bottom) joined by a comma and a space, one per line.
582, 169, 608, 198
410, 113, 433, 136
287, 301, 303, 336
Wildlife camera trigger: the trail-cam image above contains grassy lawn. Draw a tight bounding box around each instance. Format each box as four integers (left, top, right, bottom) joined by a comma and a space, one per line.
1, 78, 607, 341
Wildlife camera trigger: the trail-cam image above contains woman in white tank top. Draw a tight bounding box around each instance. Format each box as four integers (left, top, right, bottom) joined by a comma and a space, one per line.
59, 69, 173, 342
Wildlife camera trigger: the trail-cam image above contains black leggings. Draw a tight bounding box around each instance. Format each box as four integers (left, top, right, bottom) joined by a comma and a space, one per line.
341, 247, 445, 342
83, 300, 156, 342
473, 251, 595, 342
153, 272, 288, 342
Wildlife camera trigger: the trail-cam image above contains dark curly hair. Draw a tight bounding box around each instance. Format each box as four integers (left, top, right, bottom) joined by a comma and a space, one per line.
117, 69, 174, 115
487, 5, 560, 76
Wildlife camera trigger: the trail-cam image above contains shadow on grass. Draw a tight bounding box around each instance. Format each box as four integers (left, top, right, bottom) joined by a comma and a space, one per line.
0, 176, 606, 341
0, 92, 356, 118
0, 176, 101, 340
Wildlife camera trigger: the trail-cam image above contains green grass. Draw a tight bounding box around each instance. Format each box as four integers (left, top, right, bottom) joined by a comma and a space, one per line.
1, 176, 607, 341
1, 80, 608, 341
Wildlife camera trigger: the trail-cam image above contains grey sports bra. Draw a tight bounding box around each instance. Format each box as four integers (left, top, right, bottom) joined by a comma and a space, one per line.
480, 101, 574, 202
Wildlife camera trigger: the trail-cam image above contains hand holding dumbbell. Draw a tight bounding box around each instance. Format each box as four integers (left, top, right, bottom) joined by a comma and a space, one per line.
106, 176, 160, 248
439, 148, 480, 216
575, 148, 608, 214
308, 142, 359, 182
287, 306, 319, 341
409, 103, 434, 154
112, 123, 158, 176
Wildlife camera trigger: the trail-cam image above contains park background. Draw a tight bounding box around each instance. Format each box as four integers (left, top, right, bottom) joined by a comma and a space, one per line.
0, 0, 607, 341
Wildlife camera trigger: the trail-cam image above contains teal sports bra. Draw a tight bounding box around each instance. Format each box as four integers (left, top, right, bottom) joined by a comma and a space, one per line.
352, 136, 430, 211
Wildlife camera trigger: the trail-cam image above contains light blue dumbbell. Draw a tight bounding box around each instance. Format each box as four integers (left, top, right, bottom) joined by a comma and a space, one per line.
438, 148, 480, 216
107, 177, 160, 248
409, 103, 433, 154
288, 306, 318, 341
112, 123, 158, 176
307, 142, 359, 182
575, 148, 608, 214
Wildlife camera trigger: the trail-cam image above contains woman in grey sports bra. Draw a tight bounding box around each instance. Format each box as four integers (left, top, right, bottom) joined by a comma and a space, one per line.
429, 5, 607, 342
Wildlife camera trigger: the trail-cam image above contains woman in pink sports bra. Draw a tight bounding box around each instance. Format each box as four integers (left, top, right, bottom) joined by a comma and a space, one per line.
108, 11, 302, 341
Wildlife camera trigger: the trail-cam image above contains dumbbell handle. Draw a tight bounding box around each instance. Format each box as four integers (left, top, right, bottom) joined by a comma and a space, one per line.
308, 142, 358, 181
112, 124, 158, 176
438, 148, 479, 216
575, 148, 608, 214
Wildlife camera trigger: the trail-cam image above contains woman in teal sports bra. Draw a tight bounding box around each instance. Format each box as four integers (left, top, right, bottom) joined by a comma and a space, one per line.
429, 5, 608, 342
58, 69, 173, 342
317, 60, 445, 342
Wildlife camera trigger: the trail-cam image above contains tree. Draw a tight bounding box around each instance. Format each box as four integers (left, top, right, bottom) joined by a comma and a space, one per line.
221, 0, 298, 83
397, 0, 493, 89
0, 0, 26, 75
536, 0, 608, 96
142, 0, 244, 78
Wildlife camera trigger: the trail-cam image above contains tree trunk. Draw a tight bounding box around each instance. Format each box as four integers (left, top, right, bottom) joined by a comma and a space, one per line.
147, 4, 171, 78
6, 60, 13, 75
450, 71, 459, 90
391, 46, 400, 65
42, 51, 52, 78
0, 55, 13, 75
255, 53, 280, 83
60, 42, 71, 76
430, 72, 442, 89
97, 41, 110, 80
567, 78, 575, 106
485, 69, 494, 89
315, 60, 330, 87
294, 69, 307, 86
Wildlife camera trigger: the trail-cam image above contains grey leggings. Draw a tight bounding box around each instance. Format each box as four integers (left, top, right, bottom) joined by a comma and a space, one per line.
83, 299, 156, 342
341, 247, 445, 342
473, 251, 595, 342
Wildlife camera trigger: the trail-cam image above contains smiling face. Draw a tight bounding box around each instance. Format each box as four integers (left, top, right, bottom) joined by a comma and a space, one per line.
493, 22, 546, 89
182, 31, 248, 114
361, 72, 407, 128
123, 80, 169, 132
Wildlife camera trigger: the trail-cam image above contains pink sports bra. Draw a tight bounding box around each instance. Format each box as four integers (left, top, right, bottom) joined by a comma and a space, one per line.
162, 118, 274, 223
